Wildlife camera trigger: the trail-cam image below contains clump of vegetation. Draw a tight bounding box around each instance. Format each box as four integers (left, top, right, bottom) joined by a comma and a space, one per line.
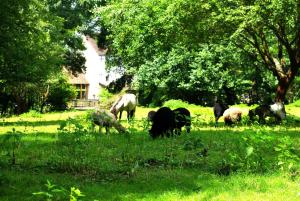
47, 74, 77, 111
1, 128, 22, 165
163, 99, 192, 109
33, 180, 84, 201
19, 110, 42, 118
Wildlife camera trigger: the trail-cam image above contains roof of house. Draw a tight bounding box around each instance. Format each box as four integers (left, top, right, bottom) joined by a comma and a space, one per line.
85, 35, 107, 56
69, 73, 89, 85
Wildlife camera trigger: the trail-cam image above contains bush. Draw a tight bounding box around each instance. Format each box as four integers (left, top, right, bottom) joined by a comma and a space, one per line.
163, 99, 192, 109
19, 110, 42, 118
47, 75, 76, 111
98, 89, 115, 109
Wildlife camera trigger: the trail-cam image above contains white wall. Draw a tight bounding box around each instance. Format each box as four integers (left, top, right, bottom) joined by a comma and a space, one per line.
82, 36, 121, 100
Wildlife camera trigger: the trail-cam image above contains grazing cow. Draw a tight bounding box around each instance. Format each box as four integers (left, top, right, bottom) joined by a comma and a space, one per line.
110, 93, 137, 121
91, 110, 126, 134
270, 102, 286, 121
149, 107, 175, 139
213, 102, 229, 127
249, 102, 286, 124
147, 110, 156, 122
173, 107, 191, 135
248, 105, 273, 124
223, 108, 242, 125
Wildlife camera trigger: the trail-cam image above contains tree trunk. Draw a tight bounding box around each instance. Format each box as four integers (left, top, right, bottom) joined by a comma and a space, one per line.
275, 78, 293, 103
14, 95, 28, 115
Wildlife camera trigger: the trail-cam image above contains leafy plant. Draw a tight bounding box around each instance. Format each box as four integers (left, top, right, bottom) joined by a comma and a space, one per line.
1, 128, 22, 165
47, 74, 77, 111
274, 136, 300, 171
19, 110, 42, 118
163, 99, 192, 109
241, 129, 275, 172
33, 180, 85, 201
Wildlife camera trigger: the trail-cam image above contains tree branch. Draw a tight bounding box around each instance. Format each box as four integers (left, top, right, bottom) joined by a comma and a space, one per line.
268, 22, 296, 67
246, 28, 286, 79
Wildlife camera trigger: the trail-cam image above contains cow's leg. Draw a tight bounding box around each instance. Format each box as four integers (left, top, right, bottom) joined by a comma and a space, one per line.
131, 109, 135, 118
128, 109, 135, 121
126, 110, 130, 121
215, 116, 220, 127
105, 126, 110, 134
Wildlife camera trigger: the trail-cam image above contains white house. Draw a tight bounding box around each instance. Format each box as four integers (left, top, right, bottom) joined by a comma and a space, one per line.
69, 35, 122, 102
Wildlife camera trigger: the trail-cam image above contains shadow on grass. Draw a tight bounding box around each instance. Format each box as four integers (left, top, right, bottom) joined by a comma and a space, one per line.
0, 168, 217, 201
1, 166, 298, 201
1, 128, 300, 200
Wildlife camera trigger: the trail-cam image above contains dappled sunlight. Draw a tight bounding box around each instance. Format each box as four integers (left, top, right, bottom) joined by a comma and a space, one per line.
1, 106, 300, 200
2, 168, 300, 201
0, 111, 86, 134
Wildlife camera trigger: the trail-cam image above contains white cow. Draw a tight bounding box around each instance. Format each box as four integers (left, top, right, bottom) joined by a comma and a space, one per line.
110, 93, 137, 121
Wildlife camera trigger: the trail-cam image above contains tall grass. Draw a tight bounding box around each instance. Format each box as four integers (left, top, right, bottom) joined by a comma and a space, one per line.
0, 103, 300, 200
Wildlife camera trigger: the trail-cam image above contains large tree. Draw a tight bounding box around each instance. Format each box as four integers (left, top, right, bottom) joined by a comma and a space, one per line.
99, 0, 259, 105
226, 0, 300, 102
47, 0, 103, 75
100, 0, 300, 104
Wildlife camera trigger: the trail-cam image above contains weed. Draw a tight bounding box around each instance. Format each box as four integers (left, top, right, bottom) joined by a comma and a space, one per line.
1, 128, 22, 165
33, 180, 85, 201
275, 136, 300, 171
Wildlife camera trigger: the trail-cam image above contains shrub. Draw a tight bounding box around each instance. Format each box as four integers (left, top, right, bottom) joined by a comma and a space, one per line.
163, 99, 192, 109
47, 75, 76, 111
19, 110, 42, 118
98, 88, 114, 109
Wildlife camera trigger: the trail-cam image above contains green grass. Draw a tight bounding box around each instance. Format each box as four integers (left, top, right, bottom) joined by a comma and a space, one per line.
0, 104, 300, 201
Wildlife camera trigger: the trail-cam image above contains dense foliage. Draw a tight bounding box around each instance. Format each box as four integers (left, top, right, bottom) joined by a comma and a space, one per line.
99, 0, 300, 105
1, 0, 300, 112
0, 0, 102, 114
46, 74, 77, 111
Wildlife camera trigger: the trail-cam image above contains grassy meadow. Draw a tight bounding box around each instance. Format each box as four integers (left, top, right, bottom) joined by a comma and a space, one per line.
1, 102, 300, 201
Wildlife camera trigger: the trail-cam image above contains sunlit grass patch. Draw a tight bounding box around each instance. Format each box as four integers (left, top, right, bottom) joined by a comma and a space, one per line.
1, 104, 300, 200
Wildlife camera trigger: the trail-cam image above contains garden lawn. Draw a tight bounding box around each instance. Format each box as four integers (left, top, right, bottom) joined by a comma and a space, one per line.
1, 104, 300, 201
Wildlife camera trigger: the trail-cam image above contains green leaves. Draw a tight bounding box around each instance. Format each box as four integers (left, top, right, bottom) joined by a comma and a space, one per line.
246, 146, 254, 157
99, 0, 258, 104
33, 180, 85, 201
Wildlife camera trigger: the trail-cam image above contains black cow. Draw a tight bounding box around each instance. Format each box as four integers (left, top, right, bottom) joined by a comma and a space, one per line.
147, 110, 156, 122
173, 107, 191, 135
149, 107, 175, 139
249, 102, 286, 124
213, 102, 229, 127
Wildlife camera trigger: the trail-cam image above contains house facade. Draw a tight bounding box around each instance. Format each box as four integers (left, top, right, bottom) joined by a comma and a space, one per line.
69, 35, 121, 108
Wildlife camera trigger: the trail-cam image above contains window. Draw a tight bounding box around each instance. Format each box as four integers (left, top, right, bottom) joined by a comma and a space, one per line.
74, 84, 88, 99
99, 55, 105, 61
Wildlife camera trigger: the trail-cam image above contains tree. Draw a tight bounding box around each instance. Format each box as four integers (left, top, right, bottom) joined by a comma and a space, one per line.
0, 0, 65, 113
100, 0, 300, 104
48, 0, 107, 75
47, 73, 77, 111
0, 0, 105, 114
226, 0, 300, 102
99, 0, 254, 105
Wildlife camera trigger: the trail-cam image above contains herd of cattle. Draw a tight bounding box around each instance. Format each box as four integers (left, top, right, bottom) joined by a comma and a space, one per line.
91, 93, 287, 139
